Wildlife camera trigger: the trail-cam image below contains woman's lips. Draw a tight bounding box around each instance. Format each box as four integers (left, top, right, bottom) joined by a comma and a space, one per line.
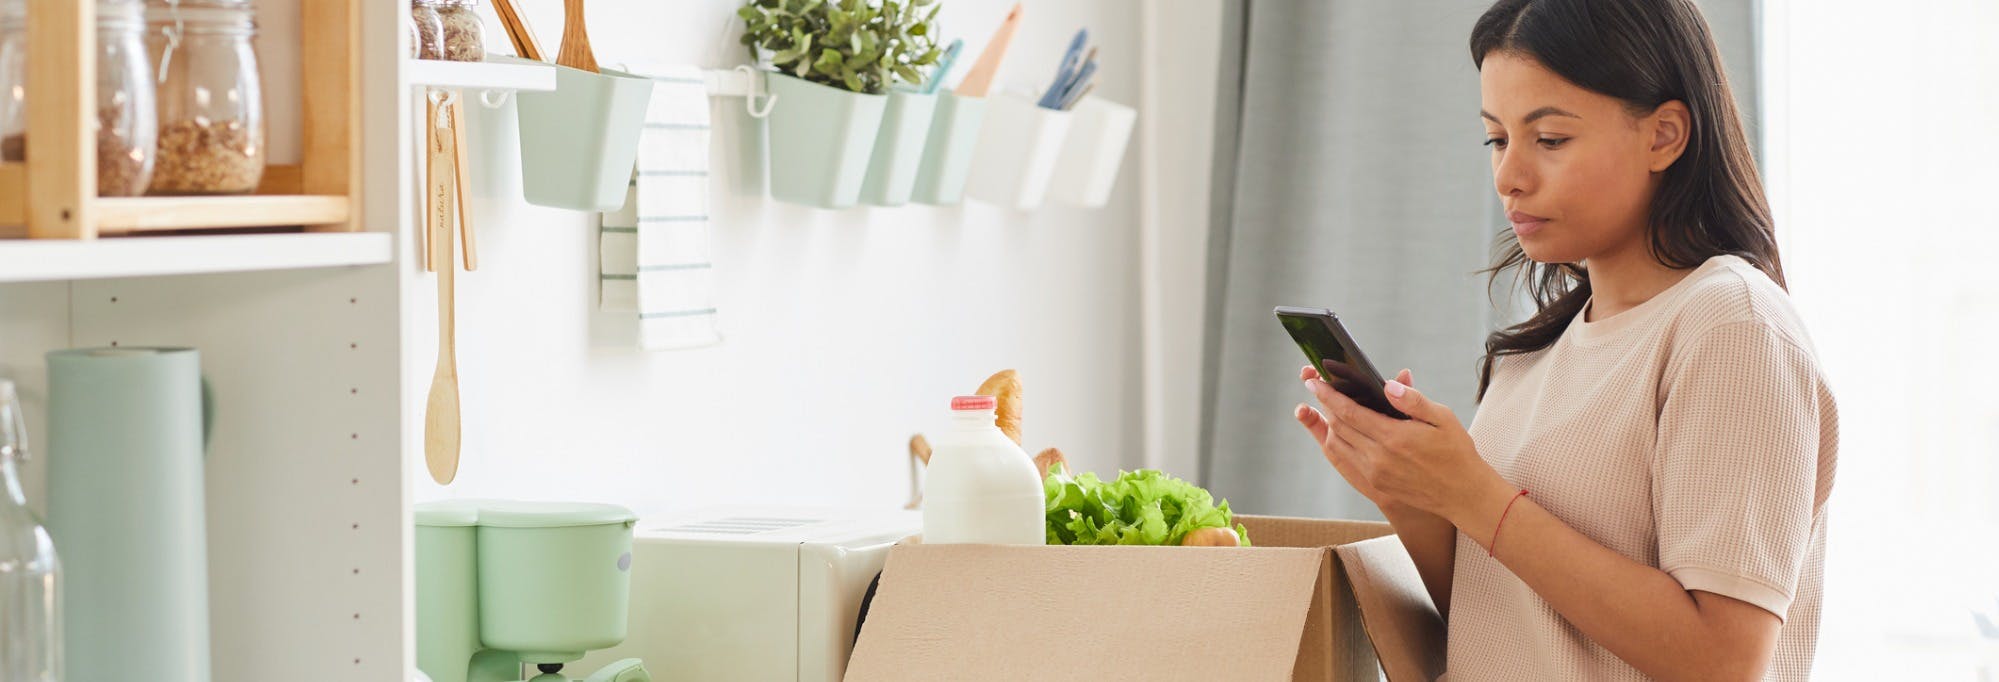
1508, 211, 1549, 237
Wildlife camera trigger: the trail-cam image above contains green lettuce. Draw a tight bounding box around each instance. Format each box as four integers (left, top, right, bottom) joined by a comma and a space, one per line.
1043, 465, 1251, 547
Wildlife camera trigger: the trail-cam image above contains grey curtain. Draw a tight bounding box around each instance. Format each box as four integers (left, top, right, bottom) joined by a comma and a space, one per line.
1198, 0, 1761, 520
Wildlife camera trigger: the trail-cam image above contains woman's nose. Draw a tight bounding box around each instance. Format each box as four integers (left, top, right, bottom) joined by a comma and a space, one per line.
1493, 149, 1534, 197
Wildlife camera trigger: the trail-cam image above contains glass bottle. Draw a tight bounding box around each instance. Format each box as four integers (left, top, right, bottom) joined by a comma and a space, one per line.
0, 380, 60, 682
145, 0, 265, 194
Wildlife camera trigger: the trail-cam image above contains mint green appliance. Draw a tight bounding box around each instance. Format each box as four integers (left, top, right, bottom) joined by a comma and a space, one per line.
417, 500, 649, 682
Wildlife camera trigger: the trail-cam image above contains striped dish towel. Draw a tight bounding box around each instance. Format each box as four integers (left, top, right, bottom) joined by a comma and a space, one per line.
599, 64, 722, 350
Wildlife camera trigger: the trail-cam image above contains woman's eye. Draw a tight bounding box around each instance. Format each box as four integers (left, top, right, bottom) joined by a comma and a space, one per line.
1483, 138, 1507, 149
1538, 137, 1570, 149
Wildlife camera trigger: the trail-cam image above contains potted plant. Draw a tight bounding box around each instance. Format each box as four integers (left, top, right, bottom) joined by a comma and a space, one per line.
739, 0, 942, 208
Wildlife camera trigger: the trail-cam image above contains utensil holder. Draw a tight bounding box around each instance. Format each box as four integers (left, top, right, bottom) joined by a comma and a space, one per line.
860, 90, 939, 207
516, 64, 655, 211
910, 91, 987, 206
1046, 97, 1137, 208
963, 93, 1072, 210
765, 73, 887, 209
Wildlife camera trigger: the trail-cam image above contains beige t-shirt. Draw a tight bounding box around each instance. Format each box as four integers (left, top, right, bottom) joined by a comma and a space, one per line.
1447, 254, 1838, 680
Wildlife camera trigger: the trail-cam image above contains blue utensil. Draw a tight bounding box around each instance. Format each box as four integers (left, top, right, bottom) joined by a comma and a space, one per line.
1052, 56, 1096, 110
1038, 28, 1089, 108
924, 39, 964, 95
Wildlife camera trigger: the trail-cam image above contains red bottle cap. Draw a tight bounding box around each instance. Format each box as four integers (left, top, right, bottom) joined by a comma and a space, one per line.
950, 395, 997, 411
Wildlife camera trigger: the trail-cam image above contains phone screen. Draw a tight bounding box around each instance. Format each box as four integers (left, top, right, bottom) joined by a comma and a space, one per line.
1276, 308, 1409, 420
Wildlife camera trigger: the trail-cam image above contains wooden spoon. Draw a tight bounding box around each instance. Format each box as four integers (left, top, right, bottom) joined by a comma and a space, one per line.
490, 0, 545, 61
424, 98, 462, 485
556, 0, 598, 73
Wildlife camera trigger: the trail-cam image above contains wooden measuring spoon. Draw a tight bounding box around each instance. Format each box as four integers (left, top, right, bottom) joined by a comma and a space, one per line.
556, 0, 598, 73
424, 97, 462, 485
955, 3, 1021, 98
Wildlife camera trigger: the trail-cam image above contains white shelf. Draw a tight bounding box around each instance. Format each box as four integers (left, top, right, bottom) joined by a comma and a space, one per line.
407, 56, 557, 92
0, 232, 393, 283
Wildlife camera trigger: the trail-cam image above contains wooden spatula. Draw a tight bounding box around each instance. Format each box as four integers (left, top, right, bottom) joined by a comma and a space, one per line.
424, 98, 463, 486
556, 0, 598, 73
955, 3, 1021, 98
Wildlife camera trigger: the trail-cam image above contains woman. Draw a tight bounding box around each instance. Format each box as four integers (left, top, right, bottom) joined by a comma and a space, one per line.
1291, 0, 1837, 679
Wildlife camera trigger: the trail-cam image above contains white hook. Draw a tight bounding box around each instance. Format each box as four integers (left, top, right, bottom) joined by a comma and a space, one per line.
428, 89, 459, 129
477, 88, 511, 108
736, 65, 777, 119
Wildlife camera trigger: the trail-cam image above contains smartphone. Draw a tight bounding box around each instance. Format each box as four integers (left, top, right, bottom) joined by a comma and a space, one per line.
1274, 306, 1409, 420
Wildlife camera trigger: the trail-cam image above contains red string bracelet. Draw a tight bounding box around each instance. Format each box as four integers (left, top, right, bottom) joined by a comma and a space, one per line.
1489, 489, 1529, 557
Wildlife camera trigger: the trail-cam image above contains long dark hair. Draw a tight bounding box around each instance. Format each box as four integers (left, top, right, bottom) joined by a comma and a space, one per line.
1470, 0, 1783, 401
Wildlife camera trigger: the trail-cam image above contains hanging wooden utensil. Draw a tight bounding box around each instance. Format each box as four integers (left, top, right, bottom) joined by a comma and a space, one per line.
556, 0, 598, 73
450, 97, 477, 271
490, 0, 546, 61
955, 3, 1022, 98
424, 94, 463, 486
421, 94, 438, 272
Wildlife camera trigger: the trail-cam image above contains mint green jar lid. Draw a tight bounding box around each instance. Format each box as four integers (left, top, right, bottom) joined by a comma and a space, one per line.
414, 499, 488, 527
477, 501, 635, 528
416, 500, 637, 529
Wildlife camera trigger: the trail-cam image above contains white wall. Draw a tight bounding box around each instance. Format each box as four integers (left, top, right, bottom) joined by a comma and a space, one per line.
1135, 1, 1225, 480
408, 0, 1151, 521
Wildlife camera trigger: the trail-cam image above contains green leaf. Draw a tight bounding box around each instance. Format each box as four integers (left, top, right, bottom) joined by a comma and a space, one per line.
842, 71, 864, 92
813, 48, 843, 75
1038, 468, 1250, 546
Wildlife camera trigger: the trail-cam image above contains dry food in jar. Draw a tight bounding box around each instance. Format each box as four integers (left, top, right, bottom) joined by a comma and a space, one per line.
412, 3, 444, 60
0, 106, 154, 197
412, 0, 484, 62
147, 118, 262, 194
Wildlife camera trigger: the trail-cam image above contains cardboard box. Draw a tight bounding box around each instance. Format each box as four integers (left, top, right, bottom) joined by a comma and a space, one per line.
844, 515, 1447, 681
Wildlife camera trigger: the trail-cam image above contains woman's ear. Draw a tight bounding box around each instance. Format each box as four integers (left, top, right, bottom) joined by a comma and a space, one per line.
1646, 100, 1692, 172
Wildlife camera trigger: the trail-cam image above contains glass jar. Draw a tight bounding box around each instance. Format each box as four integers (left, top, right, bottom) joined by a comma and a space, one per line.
411, 0, 444, 60
0, 0, 160, 197
145, 1, 265, 195
0, 381, 61, 682
413, 0, 483, 62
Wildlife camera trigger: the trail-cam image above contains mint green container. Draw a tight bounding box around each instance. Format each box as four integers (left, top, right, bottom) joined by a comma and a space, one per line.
475, 502, 637, 663
416, 500, 641, 682
765, 73, 885, 209
517, 64, 655, 211
911, 92, 987, 206
45, 347, 209, 682
859, 89, 938, 206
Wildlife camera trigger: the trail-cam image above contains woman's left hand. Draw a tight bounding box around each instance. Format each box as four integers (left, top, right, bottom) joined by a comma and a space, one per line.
1303, 371, 1500, 519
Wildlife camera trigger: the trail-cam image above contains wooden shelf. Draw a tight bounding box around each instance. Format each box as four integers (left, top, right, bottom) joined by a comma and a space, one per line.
0, 232, 391, 282
407, 56, 557, 92
96, 195, 351, 232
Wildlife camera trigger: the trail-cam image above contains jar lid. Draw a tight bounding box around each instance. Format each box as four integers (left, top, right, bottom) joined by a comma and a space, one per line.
145, 3, 255, 27
473, 501, 638, 529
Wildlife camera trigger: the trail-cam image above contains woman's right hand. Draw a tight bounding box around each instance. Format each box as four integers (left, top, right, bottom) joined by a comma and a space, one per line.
1293, 364, 1412, 512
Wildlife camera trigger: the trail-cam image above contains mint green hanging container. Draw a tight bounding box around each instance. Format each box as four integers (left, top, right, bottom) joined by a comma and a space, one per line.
910, 91, 987, 206
764, 73, 885, 209
859, 89, 938, 206
516, 62, 655, 211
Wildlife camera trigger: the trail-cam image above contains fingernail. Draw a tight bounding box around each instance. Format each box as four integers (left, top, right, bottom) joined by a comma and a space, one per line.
1385, 379, 1407, 398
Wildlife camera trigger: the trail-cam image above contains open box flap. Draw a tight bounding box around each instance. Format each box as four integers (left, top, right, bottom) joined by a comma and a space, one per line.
1334, 535, 1448, 682
843, 543, 1327, 681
